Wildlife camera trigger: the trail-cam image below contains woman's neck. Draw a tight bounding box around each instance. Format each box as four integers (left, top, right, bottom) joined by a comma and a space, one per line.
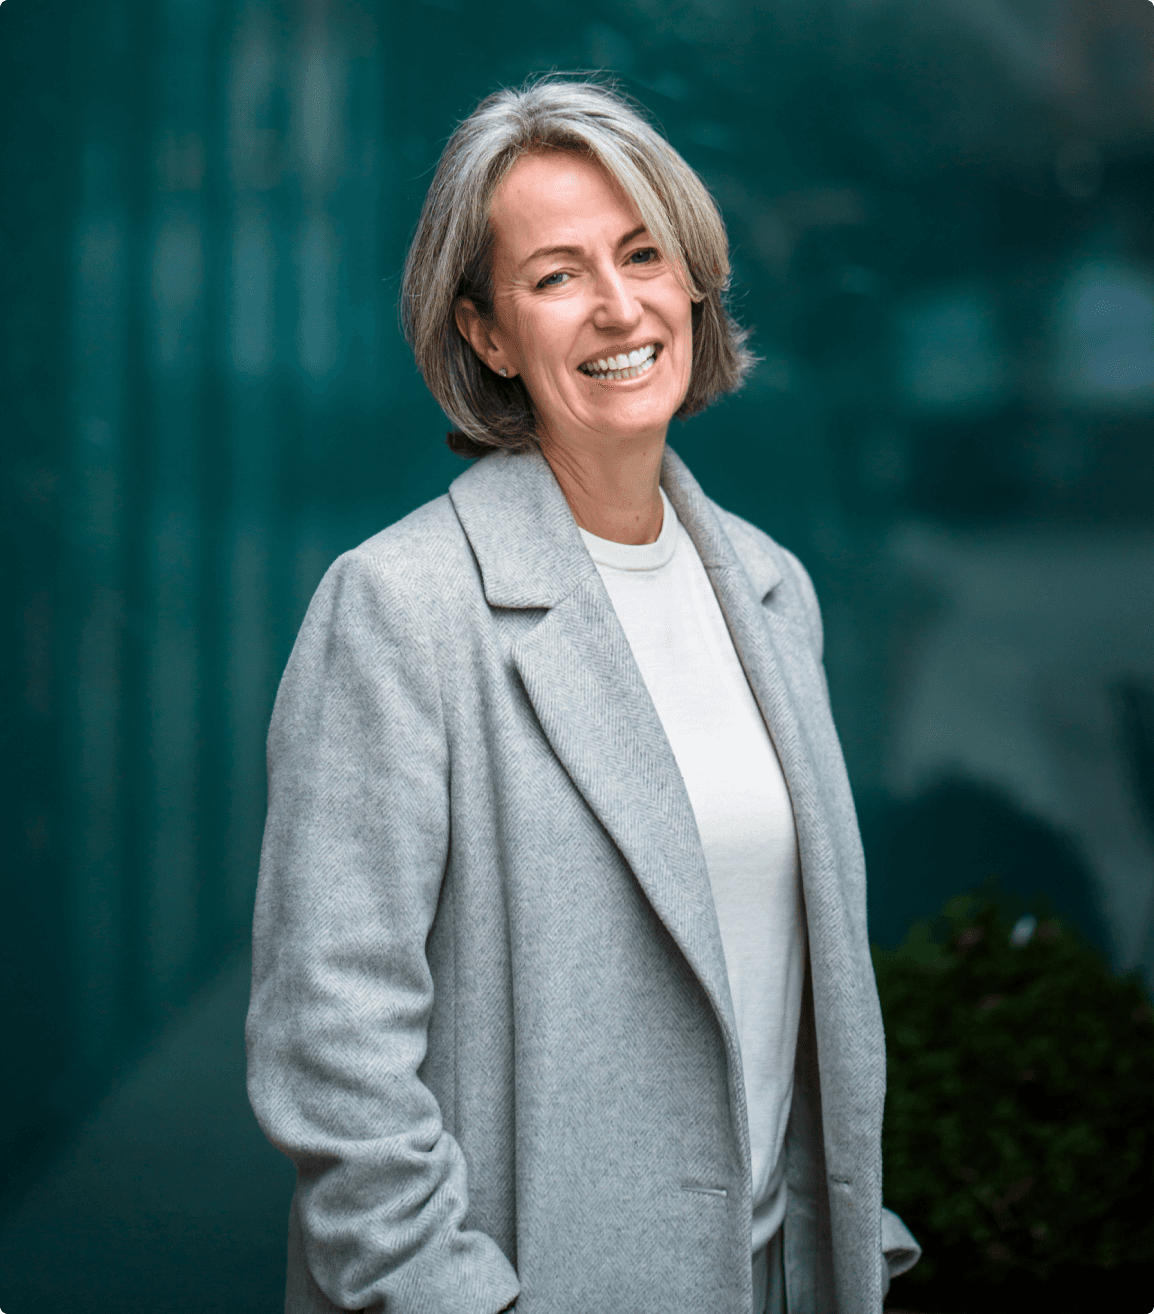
538, 428, 666, 545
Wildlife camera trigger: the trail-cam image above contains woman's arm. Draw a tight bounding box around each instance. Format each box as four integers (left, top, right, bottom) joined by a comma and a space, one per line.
246, 547, 520, 1314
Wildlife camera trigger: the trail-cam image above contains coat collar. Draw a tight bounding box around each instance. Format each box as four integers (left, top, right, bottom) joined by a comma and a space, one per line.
448, 445, 590, 610
448, 443, 784, 611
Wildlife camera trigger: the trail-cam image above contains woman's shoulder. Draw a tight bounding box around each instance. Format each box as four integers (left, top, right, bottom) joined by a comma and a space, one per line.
332, 492, 479, 596
350, 492, 467, 564
304, 493, 484, 645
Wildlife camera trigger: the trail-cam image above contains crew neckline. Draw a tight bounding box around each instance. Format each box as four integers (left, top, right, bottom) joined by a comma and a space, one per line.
578, 487, 679, 571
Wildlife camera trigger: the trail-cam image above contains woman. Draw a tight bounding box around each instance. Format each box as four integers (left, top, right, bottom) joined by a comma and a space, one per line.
247, 77, 919, 1314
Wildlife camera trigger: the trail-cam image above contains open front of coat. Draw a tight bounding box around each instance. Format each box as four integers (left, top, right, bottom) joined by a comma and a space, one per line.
246, 446, 918, 1314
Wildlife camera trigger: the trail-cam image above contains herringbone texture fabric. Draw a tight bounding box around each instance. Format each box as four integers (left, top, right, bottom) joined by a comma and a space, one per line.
247, 447, 894, 1314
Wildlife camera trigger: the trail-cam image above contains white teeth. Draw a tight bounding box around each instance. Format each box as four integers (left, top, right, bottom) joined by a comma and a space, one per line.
579, 344, 659, 378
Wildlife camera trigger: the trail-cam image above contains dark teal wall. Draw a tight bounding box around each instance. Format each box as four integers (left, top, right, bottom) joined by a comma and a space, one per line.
3, 0, 1154, 1220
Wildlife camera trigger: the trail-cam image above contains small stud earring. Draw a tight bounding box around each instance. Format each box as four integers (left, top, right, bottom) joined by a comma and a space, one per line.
498, 367, 508, 377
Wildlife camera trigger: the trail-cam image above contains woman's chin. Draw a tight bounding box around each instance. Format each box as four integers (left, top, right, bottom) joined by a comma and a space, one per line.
567, 402, 677, 444
570, 382, 686, 442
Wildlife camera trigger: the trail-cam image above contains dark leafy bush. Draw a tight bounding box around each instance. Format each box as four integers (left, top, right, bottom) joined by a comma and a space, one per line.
876, 891, 1154, 1303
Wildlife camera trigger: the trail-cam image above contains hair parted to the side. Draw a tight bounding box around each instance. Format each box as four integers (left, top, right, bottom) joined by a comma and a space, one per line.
400, 75, 756, 457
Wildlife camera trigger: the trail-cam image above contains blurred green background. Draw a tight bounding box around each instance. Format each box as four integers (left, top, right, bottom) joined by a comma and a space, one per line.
2, 0, 1153, 1309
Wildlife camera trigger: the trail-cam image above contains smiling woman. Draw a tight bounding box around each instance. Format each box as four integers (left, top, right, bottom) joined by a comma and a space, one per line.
247, 76, 919, 1314
454, 149, 698, 541
401, 78, 752, 463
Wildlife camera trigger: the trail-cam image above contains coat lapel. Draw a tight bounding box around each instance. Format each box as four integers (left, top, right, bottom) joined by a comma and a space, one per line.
660, 449, 859, 979
664, 449, 874, 1183
513, 586, 737, 1027
449, 448, 737, 1043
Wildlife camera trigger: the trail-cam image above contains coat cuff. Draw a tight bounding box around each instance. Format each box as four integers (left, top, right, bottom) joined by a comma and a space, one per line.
881, 1205, 922, 1296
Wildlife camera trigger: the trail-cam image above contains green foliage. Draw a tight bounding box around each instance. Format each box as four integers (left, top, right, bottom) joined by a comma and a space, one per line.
875, 891, 1154, 1289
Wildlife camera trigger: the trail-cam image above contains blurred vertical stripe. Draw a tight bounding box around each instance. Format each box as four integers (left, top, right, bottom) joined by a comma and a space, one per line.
4, 0, 1153, 1216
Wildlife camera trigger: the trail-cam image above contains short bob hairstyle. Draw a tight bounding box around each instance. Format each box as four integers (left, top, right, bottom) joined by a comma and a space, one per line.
401, 76, 755, 456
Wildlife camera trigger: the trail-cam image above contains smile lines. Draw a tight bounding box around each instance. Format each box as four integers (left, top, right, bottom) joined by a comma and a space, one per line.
578, 343, 658, 380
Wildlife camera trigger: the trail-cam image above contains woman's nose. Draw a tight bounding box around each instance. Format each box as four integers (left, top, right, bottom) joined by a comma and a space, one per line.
591, 267, 642, 328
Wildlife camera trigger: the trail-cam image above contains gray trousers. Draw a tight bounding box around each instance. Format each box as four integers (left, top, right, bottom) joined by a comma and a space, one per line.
751, 1228, 786, 1314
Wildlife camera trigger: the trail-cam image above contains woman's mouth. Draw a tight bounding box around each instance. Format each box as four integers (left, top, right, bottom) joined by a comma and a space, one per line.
577, 343, 659, 381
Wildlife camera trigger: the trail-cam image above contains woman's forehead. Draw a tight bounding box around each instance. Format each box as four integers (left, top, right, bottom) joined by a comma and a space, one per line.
490, 152, 642, 264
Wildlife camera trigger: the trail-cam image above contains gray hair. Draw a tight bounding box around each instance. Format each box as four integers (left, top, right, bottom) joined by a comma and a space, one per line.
400, 76, 756, 456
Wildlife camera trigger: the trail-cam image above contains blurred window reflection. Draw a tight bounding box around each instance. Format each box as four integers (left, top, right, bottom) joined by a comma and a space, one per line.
1058, 260, 1154, 405
894, 284, 1010, 414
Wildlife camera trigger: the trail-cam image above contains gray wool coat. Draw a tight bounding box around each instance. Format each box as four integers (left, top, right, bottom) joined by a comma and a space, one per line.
246, 445, 920, 1314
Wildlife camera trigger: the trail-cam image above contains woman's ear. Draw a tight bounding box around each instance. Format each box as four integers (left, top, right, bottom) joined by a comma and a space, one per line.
455, 299, 514, 378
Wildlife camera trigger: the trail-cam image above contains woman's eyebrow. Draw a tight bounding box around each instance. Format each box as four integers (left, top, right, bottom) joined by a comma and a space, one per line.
616, 225, 648, 247
520, 226, 651, 269
522, 242, 583, 266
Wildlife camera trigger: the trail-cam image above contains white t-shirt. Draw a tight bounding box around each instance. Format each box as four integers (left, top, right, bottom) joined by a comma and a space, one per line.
579, 488, 806, 1253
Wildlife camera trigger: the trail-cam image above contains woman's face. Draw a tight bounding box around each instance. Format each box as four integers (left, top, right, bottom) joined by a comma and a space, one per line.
462, 150, 694, 452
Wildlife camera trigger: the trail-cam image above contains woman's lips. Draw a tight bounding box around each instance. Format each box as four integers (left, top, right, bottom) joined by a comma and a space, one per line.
578, 342, 659, 380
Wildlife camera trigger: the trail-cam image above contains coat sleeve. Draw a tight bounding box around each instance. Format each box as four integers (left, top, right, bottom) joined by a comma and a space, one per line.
246, 548, 521, 1314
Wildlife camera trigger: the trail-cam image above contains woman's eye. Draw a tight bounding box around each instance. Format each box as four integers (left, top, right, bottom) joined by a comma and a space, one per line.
537, 270, 570, 288
628, 248, 659, 265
